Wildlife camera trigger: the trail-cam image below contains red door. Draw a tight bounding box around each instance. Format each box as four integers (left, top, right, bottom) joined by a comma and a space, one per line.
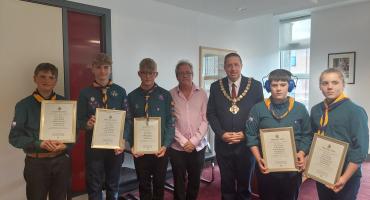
67, 11, 102, 192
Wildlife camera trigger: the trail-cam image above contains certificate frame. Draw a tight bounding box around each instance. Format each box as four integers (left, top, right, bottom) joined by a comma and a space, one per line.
260, 127, 298, 172
91, 108, 126, 149
134, 117, 161, 154
305, 133, 349, 186
39, 100, 77, 143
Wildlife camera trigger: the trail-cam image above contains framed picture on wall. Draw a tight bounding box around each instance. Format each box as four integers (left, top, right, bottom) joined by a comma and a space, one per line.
199, 46, 236, 94
328, 52, 356, 84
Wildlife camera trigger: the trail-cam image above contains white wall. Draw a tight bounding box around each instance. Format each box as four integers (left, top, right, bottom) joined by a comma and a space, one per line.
310, 1, 370, 152
0, 1, 64, 199
70, 0, 278, 92
236, 14, 280, 81
0, 1, 278, 198
3, 0, 369, 199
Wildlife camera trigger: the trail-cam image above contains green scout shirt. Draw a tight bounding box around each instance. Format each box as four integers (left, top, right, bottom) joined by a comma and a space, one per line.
9, 94, 70, 154
77, 83, 129, 140
127, 85, 175, 148
311, 99, 369, 177
246, 97, 312, 154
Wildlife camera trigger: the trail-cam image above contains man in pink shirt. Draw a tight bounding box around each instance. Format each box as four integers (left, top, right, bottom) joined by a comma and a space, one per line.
169, 60, 209, 200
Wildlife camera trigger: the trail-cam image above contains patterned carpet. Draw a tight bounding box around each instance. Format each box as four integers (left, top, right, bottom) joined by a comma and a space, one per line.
73, 161, 369, 199
298, 162, 370, 200
161, 161, 370, 200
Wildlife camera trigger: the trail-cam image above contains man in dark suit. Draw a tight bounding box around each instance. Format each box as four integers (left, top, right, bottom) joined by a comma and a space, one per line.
207, 53, 263, 200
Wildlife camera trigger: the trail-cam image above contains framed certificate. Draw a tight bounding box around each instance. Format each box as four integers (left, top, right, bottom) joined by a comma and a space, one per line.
260, 127, 298, 172
134, 117, 161, 154
39, 100, 77, 143
305, 134, 349, 186
92, 108, 126, 149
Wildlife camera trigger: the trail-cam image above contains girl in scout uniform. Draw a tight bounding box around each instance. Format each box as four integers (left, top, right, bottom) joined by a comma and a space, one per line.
310, 68, 368, 200
245, 69, 312, 200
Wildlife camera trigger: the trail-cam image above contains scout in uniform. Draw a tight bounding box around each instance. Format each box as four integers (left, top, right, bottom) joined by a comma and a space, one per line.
77, 53, 128, 200
245, 69, 312, 200
127, 58, 175, 200
9, 63, 71, 200
311, 68, 369, 200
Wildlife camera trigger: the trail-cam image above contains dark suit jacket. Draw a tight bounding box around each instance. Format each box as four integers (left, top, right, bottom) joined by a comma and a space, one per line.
207, 76, 263, 156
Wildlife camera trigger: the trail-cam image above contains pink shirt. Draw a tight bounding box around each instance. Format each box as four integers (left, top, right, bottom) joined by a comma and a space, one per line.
170, 84, 208, 151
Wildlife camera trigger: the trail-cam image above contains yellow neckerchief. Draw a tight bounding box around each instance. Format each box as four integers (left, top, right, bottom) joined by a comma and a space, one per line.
92, 79, 113, 109
264, 96, 294, 120
318, 93, 348, 136
142, 84, 158, 120
32, 90, 57, 103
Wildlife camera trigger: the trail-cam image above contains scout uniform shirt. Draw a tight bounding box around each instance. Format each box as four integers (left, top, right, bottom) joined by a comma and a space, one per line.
127, 84, 175, 148
311, 99, 369, 177
246, 97, 312, 155
9, 93, 68, 153
77, 83, 129, 140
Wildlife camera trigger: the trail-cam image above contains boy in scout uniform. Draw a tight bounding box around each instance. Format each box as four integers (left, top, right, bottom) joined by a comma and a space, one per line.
9, 63, 71, 200
127, 58, 175, 200
245, 69, 312, 200
77, 53, 128, 200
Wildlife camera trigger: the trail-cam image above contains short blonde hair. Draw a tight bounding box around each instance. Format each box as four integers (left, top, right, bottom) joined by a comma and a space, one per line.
319, 68, 345, 84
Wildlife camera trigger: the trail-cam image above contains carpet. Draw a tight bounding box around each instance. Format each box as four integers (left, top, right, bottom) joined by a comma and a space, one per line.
122, 162, 370, 200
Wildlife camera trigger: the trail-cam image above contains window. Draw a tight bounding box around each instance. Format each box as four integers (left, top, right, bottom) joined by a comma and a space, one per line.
199, 47, 235, 95
279, 16, 311, 108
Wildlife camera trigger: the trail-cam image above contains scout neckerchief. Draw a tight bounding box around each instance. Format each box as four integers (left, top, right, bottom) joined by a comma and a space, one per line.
219, 78, 252, 114
33, 90, 57, 103
142, 84, 158, 122
264, 96, 294, 120
92, 79, 113, 109
317, 93, 348, 136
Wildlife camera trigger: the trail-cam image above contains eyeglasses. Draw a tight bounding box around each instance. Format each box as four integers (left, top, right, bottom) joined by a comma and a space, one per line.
177, 72, 193, 77
139, 71, 158, 76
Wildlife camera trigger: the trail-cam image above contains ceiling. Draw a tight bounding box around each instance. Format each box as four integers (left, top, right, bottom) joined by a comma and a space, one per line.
154, 0, 367, 21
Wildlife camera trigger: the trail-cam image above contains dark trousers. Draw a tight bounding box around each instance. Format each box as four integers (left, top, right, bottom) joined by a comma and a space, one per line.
216, 149, 255, 200
169, 147, 206, 200
23, 153, 71, 200
316, 175, 361, 200
256, 168, 301, 200
85, 147, 124, 200
134, 154, 169, 200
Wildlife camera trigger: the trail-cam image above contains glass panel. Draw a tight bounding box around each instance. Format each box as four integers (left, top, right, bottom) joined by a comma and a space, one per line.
281, 49, 310, 74
279, 18, 310, 50
292, 19, 311, 41
280, 17, 311, 108
292, 78, 309, 108
199, 47, 233, 92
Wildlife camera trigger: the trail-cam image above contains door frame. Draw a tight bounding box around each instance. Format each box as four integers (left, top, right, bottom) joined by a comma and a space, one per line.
23, 0, 111, 99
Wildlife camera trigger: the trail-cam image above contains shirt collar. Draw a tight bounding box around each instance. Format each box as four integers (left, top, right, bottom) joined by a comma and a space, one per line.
176, 83, 199, 93
228, 76, 242, 89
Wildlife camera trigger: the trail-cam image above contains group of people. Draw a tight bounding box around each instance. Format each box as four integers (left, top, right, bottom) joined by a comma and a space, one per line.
9, 52, 369, 200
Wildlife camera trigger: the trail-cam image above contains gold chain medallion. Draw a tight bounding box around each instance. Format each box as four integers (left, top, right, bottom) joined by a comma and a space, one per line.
219, 78, 252, 114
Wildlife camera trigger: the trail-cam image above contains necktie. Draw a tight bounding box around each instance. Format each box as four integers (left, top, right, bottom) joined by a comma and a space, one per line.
231, 83, 237, 99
